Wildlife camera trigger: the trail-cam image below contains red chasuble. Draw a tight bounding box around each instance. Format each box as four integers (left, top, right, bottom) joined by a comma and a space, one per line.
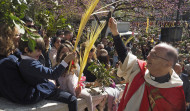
118, 60, 186, 111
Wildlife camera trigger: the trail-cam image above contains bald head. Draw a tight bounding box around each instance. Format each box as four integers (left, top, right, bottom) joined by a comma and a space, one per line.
174, 63, 182, 75
156, 43, 178, 67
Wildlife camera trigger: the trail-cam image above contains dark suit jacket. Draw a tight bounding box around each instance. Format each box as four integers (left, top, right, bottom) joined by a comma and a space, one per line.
180, 73, 190, 102
84, 62, 97, 82
0, 55, 41, 104
19, 58, 66, 96
39, 49, 52, 68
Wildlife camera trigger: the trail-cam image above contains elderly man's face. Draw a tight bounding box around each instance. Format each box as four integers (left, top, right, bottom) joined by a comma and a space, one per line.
147, 46, 170, 73
174, 65, 182, 75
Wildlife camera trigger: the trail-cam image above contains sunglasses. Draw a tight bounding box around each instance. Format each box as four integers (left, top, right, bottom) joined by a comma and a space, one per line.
90, 49, 95, 52
27, 25, 36, 29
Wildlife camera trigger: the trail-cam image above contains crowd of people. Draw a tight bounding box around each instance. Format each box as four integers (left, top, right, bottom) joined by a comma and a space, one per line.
0, 15, 190, 111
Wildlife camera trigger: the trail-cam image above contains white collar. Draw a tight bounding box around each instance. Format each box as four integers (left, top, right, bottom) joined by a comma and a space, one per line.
21, 55, 37, 60
144, 69, 183, 88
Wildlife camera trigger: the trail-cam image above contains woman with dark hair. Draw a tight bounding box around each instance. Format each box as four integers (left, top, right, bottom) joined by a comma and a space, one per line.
39, 35, 52, 68
56, 44, 70, 64
97, 49, 110, 69
49, 36, 61, 68
80, 41, 97, 82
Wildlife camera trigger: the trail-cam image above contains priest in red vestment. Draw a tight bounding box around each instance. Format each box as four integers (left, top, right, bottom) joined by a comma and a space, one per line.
108, 17, 186, 111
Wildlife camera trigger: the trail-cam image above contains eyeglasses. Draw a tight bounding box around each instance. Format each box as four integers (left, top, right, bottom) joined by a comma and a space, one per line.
149, 52, 169, 61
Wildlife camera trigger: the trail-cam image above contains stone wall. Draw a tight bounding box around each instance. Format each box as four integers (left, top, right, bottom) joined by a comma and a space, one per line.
0, 84, 125, 111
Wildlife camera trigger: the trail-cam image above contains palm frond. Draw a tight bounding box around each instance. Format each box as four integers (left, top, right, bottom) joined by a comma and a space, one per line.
125, 36, 134, 46
92, 0, 122, 14
69, 0, 99, 72
74, 0, 100, 51
78, 21, 106, 82
146, 17, 149, 33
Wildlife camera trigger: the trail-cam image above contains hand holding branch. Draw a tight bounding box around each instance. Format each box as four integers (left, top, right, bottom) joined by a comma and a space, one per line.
108, 17, 119, 36
64, 52, 76, 64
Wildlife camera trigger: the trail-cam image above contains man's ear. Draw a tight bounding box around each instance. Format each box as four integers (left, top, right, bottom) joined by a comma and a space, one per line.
167, 61, 173, 68
24, 47, 29, 53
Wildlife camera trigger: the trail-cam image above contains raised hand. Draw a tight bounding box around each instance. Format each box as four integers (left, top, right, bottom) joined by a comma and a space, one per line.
63, 52, 76, 63
108, 17, 119, 36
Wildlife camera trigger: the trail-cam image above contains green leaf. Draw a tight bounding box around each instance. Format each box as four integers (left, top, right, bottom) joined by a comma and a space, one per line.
87, 62, 114, 86
21, 34, 28, 41
9, 14, 20, 22
30, 33, 41, 38
28, 38, 36, 51
1, 1, 6, 4
28, 28, 37, 32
